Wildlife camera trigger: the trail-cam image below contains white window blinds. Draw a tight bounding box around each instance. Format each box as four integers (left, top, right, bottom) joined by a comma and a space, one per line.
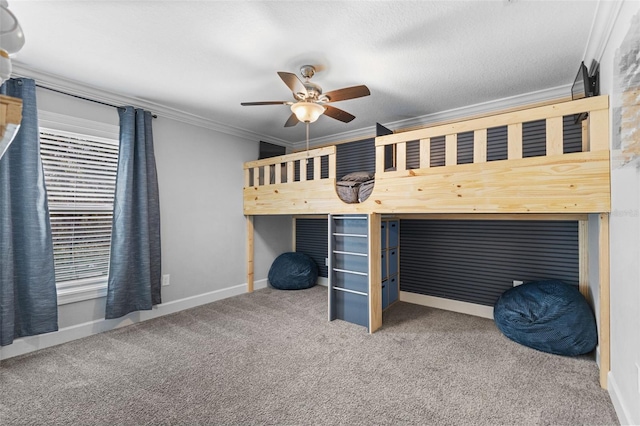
40, 128, 119, 296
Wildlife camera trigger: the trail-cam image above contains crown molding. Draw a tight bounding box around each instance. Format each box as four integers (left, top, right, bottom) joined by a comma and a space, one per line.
13, 62, 575, 152
10, 62, 292, 147
583, 0, 625, 64
291, 84, 571, 150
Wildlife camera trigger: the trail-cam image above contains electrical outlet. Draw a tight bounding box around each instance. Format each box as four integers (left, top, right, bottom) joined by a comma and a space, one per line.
513, 280, 524, 287
162, 274, 170, 287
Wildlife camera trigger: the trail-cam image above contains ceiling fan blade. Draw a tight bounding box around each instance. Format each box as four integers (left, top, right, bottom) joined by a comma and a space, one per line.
323, 105, 355, 123
241, 101, 289, 106
323, 85, 370, 103
277, 71, 308, 97
284, 113, 299, 127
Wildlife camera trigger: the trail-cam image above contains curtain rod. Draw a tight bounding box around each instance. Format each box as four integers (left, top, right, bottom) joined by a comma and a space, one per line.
35, 84, 158, 119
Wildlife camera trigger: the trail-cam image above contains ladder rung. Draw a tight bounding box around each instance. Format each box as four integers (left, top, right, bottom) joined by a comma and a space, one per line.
333, 250, 367, 257
333, 268, 367, 276
332, 286, 367, 296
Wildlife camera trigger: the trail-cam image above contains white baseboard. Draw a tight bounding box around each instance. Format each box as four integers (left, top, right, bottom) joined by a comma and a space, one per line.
400, 291, 494, 319
608, 371, 635, 426
0, 279, 268, 361
253, 278, 268, 290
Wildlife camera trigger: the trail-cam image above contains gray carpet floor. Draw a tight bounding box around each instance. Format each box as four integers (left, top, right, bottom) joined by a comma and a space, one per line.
0, 286, 618, 425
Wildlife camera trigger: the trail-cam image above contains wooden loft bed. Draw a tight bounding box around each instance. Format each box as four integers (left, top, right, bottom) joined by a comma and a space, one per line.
244, 96, 610, 216
243, 95, 611, 388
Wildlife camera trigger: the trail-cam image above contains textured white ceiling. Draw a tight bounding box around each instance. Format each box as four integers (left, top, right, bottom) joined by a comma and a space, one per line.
8, 0, 599, 145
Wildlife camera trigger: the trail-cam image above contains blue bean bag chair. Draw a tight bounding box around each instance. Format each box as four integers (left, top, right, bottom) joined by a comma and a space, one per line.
494, 280, 597, 356
268, 252, 318, 290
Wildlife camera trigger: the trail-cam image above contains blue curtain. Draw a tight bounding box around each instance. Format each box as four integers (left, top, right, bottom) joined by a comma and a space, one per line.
105, 107, 161, 319
0, 78, 58, 346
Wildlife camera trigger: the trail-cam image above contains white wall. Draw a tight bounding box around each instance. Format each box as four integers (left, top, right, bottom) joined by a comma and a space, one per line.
600, 1, 640, 423
254, 215, 294, 279
0, 85, 292, 358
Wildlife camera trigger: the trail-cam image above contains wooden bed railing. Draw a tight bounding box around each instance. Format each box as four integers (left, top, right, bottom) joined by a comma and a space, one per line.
244, 96, 608, 189
243, 96, 610, 215
374, 96, 609, 177
244, 146, 336, 188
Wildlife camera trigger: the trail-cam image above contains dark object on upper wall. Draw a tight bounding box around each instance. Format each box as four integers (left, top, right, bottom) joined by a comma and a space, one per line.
572, 60, 600, 123
376, 122, 393, 136
376, 123, 394, 170
259, 141, 286, 159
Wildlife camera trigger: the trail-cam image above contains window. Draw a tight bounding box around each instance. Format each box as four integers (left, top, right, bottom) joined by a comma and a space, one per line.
39, 117, 119, 305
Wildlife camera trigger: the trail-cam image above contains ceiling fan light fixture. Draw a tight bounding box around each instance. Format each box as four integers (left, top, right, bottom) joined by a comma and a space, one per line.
291, 102, 324, 123
0, 0, 25, 55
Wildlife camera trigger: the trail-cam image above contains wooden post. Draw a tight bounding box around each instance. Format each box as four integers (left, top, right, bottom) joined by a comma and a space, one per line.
244, 168, 250, 188
246, 215, 254, 293
368, 213, 382, 333
579, 220, 589, 301
292, 217, 297, 251
599, 213, 610, 389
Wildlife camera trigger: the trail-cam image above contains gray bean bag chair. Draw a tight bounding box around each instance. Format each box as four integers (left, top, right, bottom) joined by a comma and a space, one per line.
268, 252, 318, 290
494, 280, 597, 356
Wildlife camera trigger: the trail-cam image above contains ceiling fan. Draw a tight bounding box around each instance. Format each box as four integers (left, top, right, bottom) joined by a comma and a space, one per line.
241, 65, 370, 127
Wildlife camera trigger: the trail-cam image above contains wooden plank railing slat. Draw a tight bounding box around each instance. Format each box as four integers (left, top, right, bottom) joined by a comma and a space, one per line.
420, 138, 430, 169
474, 129, 487, 163
396, 142, 407, 171
274, 162, 282, 184
589, 108, 610, 151
286, 161, 294, 183
376, 145, 386, 174
314, 156, 321, 180
508, 122, 523, 160
328, 154, 336, 179
300, 158, 307, 182
546, 116, 564, 156
252, 167, 259, 186
445, 134, 457, 166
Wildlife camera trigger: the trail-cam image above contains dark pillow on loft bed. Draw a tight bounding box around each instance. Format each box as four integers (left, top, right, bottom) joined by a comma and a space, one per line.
494, 280, 597, 356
